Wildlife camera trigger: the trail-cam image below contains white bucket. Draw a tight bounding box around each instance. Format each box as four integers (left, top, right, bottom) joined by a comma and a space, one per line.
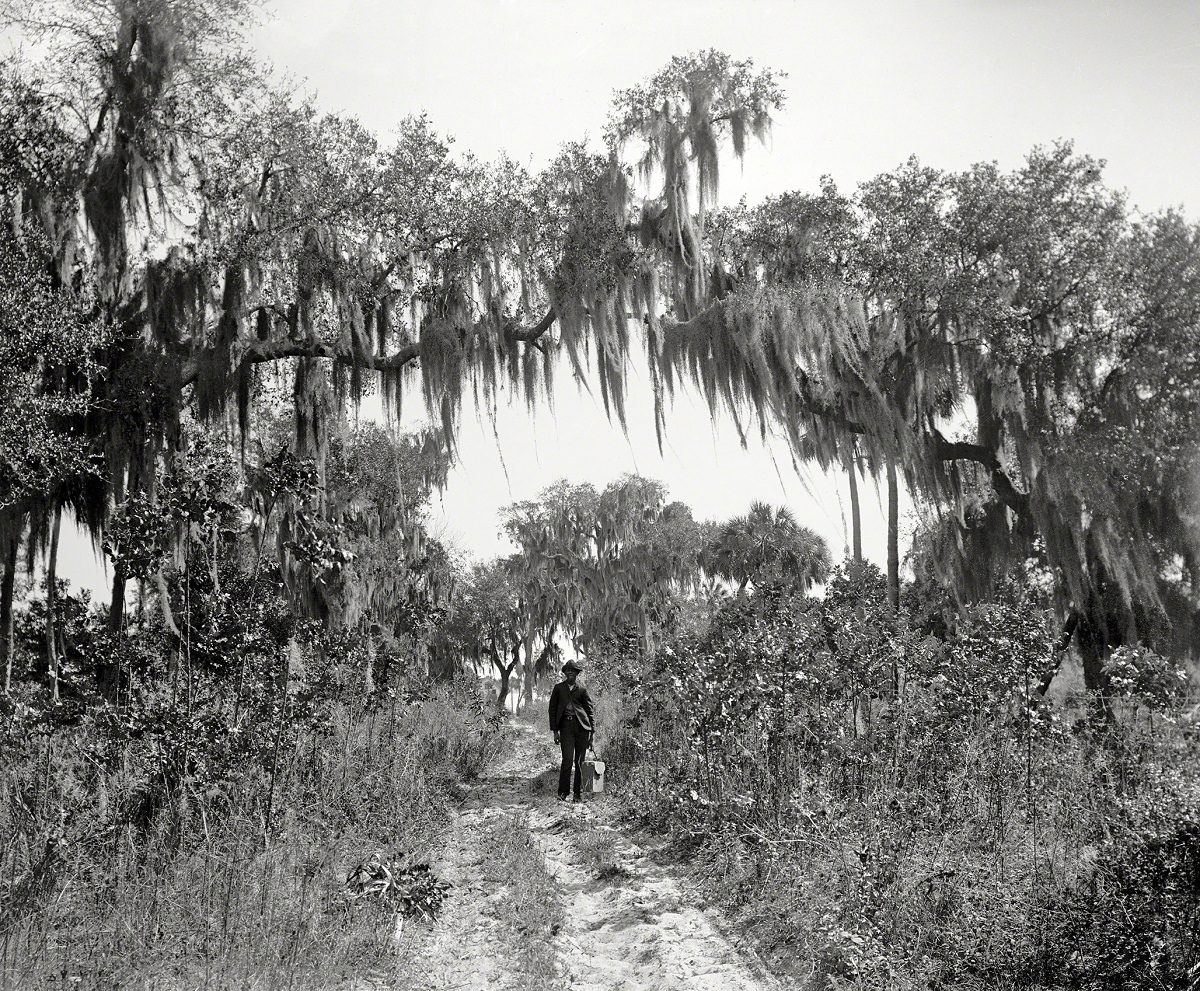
583, 756, 606, 793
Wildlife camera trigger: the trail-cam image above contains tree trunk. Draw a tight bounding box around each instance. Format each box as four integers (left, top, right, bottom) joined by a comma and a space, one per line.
1036, 612, 1081, 696
1077, 602, 1110, 698
1, 530, 17, 694
521, 624, 537, 709
848, 456, 863, 563
496, 659, 515, 712
108, 561, 127, 635
886, 459, 900, 611
497, 665, 510, 710
46, 506, 62, 700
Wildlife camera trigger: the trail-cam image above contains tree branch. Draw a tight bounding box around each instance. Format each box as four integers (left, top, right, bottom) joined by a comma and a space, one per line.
179, 337, 422, 387
179, 307, 557, 387
248, 337, 423, 371
510, 308, 557, 343
934, 439, 1002, 471
933, 437, 1031, 517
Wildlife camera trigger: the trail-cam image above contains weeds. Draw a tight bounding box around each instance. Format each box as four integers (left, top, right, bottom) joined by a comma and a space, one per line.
0, 678, 502, 990
481, 812, 564, 989
572, 827, 630, 881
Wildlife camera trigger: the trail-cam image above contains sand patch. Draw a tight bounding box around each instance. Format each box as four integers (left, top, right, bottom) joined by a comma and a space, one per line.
406, 716, 783, 991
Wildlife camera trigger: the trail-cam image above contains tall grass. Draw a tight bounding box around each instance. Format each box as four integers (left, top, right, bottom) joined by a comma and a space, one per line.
0, 677, 504, 990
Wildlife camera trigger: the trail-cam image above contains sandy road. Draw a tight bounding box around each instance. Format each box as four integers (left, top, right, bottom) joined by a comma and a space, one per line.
405, 716, 782, 991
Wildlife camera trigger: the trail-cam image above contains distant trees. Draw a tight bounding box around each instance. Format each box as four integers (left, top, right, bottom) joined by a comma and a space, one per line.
700, 501, 829, 593
440, 482, 831, 708
499, 477, 706, 701
442, 558, 560, 710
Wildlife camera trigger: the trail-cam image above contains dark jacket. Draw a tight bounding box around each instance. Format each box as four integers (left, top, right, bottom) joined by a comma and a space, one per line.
549, 680, 594, 734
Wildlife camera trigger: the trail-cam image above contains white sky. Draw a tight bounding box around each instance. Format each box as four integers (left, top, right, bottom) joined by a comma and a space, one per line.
58, 0, 1200, 595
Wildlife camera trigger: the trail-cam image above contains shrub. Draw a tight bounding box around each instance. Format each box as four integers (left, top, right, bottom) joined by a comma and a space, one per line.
587, 560, 1199, 990
0, 665, 504, 989
1034, 777, 1200, 989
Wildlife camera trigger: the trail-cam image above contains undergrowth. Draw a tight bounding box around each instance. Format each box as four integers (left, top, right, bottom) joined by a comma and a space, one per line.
589, 563, 1200, 991
0, 674, 503, 991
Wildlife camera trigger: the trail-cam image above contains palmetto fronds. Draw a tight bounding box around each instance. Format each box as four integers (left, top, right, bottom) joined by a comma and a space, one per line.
702, 501, 829, 592
344, 855, 451, 920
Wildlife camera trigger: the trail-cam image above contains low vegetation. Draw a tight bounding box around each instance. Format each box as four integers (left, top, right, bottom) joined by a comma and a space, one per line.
1, 665, 502, 990
572, 827, 631, 882
590, 563, 1200, 991
481, 813, 565, 988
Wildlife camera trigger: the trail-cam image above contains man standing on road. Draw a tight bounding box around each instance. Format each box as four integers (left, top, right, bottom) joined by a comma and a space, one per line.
549, 659, 595, 802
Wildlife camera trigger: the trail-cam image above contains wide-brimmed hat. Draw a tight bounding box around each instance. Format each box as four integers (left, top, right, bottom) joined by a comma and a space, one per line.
562, 659, 584, 673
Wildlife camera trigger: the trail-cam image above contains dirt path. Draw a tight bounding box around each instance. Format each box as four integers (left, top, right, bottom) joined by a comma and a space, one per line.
406, 716, 782, 991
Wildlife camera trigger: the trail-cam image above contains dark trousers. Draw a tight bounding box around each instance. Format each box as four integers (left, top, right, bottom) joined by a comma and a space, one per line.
558, 718, 592, 798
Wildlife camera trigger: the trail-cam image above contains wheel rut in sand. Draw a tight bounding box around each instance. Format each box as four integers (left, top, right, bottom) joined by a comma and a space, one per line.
410, 716, 782, 991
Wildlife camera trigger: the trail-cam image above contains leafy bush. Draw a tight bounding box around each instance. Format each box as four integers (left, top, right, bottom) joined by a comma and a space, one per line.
1032, 778, 1200, 990
0, 643, 503, 989
589, 559, 1199, 990
1104, 644, 1190, 711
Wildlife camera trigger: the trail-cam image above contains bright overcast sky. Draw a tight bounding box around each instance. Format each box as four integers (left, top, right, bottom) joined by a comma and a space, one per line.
58, 0, 1200, 592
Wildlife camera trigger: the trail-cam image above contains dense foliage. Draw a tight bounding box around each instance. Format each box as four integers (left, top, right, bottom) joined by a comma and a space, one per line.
590, 564, 1199, 990
1, 0, 1195, 694
0, 422, 488, 986
675, 151, 1200, 687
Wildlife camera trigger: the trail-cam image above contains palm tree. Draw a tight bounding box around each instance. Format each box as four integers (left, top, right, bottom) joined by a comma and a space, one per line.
702, 501, 829, 592
0, 514, 23, 694
885, 460, 899, 610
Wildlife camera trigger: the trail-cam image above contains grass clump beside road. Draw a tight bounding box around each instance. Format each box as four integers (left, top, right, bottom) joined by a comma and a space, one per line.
573, 827, 631, 881
482, 812, 565, 989
0, 675, 504, 991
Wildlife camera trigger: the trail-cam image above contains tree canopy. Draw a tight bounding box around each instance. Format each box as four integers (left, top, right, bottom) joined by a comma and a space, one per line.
500, 477, 705, 671
700, 501, 829, 593
2, 0, 1196, 693
661, 147, 1200, 685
